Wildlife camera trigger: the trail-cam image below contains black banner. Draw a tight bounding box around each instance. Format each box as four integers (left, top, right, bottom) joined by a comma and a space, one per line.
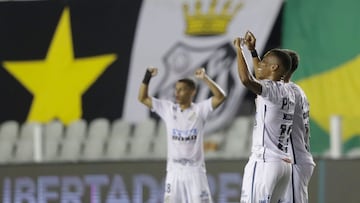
0, 0, 142, 123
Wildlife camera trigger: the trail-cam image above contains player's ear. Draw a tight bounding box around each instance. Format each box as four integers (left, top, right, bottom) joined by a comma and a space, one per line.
271, 64, 279, 72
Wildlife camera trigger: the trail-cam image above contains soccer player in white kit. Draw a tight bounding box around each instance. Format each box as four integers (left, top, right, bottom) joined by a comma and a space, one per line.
138, 66, 226, 203
233, 31, 295, 203
282, 49, 315, 203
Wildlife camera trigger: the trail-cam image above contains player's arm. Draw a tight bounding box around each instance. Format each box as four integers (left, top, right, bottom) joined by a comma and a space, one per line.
195, 68, 227, 109
233, 37, 262, 95
244, 31, 261, 69
138, 67, 158, 109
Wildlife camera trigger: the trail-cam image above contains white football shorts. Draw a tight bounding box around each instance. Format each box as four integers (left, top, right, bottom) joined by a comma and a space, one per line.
240, 158, 292, 203
284, 163, 314, 203
164, 165, 212, 203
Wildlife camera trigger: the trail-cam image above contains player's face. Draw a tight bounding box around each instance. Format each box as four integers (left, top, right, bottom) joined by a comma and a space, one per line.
256, 54, 277, 79
175, 82, 194, 105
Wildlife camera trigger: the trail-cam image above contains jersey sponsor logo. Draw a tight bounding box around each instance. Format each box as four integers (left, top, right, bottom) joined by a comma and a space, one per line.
281, 97, 294, 110
172, 135, 197, 141
172, 128, 197, 136
172, 128, 198, 141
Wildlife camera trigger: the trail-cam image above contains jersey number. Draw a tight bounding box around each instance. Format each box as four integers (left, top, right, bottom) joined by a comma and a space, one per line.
166, 183, 171, 193
278, 124, 292, 152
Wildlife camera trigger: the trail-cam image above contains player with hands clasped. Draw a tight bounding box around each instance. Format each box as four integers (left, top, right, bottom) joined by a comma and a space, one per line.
138, 66, 226, 203
234, 31, 295, 203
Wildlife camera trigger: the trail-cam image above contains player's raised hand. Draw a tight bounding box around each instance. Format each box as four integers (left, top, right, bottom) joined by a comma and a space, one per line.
244, 31, 256, 51
194, 68, 206, 79
233, 37, 243, 49
147, 66, 158, 77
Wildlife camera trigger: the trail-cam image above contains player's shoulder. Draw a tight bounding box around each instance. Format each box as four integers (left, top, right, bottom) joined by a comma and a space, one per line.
288, 81, 301, 89
267, 80, 294, 94
263, 79, 289, 88
260, 79, 284, 91
288, 82, 307, 96
152, 97, 174, 106
193, 98, 212, 110
260, 80, 296, 103
261, 79, 278, 86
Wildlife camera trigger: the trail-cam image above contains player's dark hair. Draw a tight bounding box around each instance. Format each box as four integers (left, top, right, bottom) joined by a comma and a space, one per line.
267, 48, 292, 73
177, 78, 196, 90
282, 49, 300, 72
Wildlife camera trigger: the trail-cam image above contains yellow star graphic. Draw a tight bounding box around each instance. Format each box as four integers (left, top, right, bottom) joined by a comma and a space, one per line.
297, 55, 360, 142
3, 7, 117, 124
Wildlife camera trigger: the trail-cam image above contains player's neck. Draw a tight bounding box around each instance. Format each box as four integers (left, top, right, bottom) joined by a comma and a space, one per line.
179, 103, 191, 111
268, 74, 282, 81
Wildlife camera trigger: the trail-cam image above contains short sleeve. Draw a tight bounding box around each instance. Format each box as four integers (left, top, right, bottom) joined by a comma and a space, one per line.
151, 97, 169, 119
197, 98, 213, 120
260, 80, 286, 104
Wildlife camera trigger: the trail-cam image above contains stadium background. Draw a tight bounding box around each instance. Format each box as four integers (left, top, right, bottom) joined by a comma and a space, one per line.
0, 0, 359, 202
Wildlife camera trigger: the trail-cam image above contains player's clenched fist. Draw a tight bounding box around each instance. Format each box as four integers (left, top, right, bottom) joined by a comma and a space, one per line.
147, 66, 158, 77
194, 68, 206, 79
244, 31, 256, 51
233, 37, 242, 49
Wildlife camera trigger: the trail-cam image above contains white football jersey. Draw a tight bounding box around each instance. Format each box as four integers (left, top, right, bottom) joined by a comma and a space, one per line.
251, 80, 296, 162
288, 82, 315, 165
151, 97, 213, 171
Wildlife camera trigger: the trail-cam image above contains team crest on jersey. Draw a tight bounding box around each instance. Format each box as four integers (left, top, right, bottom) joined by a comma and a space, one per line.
154, 41, 243, 133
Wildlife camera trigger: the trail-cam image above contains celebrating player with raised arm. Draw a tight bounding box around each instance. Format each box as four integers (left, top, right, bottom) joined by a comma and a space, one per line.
242, 31, 315, 202
234, 31, 295, 203
138, 66, 226, 203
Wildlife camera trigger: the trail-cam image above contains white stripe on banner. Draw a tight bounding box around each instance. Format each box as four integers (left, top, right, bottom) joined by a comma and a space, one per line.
124, 0, 283, 133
